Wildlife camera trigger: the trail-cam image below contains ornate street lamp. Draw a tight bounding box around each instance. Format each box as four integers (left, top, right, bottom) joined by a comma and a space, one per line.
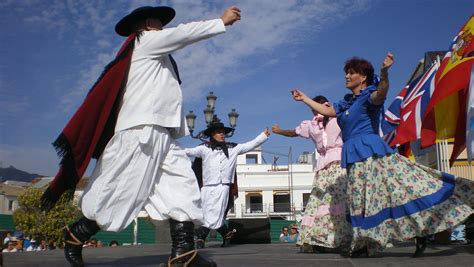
203, 105, 214, 126
228, 108, 239, 128
206, 91, 217, 110
186, 91, 239, 141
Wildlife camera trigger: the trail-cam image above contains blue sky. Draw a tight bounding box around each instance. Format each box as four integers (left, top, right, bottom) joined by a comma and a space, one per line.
0, 0, 473, 176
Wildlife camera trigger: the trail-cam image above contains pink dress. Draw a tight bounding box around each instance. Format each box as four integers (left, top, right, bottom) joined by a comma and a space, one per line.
295, 115, 352, 249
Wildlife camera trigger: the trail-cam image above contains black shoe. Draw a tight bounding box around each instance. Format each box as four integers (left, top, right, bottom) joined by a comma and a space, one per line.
63, 227, 84, 267
312, 245, 327, 253
63, 216, 100, 267
413, 237, 427, 257
312, 245, 339, 253
196, 239, 205, 249
349, 246, 369, 258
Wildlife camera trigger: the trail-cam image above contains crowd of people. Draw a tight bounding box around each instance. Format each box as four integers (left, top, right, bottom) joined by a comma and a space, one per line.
1, 227, 120, 254
2, 229, 52, 253
31, 3, 472, 267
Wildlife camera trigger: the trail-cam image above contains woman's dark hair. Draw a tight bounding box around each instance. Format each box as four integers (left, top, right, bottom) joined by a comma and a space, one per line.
344, 57, 374, 86
312, 95, 330, 127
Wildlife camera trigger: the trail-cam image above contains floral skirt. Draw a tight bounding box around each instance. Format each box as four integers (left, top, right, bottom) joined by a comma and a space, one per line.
347, 153, 473, 255
297, 161, 352, 249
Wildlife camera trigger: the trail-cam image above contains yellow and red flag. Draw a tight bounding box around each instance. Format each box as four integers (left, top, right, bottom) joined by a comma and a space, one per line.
421, 15, 474, 165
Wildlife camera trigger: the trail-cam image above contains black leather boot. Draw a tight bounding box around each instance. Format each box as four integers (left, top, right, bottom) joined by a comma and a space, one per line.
195, 226, 210, 249
216, 225, 235, 248
162, 219, 217, 267
413, 236, 427, 257
63, 216, 100, 267
349, 246, 369, 258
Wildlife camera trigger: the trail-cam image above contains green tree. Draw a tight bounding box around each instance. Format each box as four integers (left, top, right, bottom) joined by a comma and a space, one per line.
13, 187, 81, 248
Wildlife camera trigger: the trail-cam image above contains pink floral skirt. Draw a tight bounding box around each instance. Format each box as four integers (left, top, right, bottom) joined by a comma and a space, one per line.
297, 161, 352, 249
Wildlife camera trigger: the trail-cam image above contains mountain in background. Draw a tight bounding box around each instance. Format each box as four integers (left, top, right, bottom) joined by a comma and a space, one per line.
0, 165, 43, 183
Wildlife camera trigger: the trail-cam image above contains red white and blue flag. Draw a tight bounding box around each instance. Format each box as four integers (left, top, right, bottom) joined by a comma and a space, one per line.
382, 82, 411, 144
389, 61, 439, 147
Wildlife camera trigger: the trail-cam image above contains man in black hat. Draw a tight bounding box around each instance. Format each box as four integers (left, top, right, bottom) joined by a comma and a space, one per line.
185, 118, 270, 249
58, 4, 241, 267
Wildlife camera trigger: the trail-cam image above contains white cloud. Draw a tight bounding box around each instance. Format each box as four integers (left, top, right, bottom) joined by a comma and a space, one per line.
4, 0, 371, 111
170, 0, 371, 101
52, 0, 370, 107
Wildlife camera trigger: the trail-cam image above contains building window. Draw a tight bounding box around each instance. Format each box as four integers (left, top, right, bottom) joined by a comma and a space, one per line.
249, 196, 262, 212
8, 200, 14, 211
246, 154, 258, 165
245, 192, 263, 213
273, 191, 290, 212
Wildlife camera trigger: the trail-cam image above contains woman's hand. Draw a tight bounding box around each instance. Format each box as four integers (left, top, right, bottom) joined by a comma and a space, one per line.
291, 89, 307, 101
372, 52, 394, 105
271, 124, 281, 133
381, 52, 394, 71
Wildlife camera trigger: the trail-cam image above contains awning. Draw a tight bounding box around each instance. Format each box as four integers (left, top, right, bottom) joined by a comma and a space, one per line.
245, 191, 262, 196
273, 190, 289, 195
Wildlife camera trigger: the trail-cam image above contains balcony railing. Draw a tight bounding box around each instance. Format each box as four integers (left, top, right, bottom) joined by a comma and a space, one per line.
225, 203, 303, 217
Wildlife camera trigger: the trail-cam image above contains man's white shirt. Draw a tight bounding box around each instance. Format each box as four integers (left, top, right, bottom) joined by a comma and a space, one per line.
186, 132, 268, 185
115, 19, 226, 137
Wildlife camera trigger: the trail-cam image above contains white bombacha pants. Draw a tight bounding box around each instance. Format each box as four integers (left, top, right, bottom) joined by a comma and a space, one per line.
201, 184, 230, 229
80, 125, 203, 232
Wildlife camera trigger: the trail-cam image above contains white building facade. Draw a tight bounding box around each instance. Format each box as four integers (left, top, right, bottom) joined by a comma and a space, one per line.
228, 147, 315, 221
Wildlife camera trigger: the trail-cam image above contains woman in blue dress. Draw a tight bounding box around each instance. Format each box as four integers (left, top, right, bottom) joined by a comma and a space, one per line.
291, 52, 473, 257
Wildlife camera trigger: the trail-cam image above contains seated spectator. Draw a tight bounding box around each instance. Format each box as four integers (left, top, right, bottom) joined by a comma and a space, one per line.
13, 226, 24, 241
37, 240, 48, 251
22, 236, 31, 251
3, 232, 12, 245
14, 238, 23, 252
279, 226, 290, 242
109, 240, 119, 247
25, 239, 38, 252
2, 241, 18, 253
281, 224, 299, 243
84, 238, 98, 248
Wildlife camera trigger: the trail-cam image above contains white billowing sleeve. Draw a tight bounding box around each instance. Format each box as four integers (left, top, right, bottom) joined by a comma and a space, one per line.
235, 132, 269, 155
137, 19, 226, 57
185, 145, 205, 158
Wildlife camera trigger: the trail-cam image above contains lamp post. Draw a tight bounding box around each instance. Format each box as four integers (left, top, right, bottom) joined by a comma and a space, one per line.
186, 91, 239, 141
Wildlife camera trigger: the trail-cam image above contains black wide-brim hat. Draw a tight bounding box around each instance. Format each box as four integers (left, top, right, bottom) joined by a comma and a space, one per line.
115, 6, 175, 37
203, 122, 233, 137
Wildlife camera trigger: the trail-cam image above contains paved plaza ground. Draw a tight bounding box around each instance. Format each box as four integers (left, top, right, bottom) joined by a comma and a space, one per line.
3, 241, 473, 267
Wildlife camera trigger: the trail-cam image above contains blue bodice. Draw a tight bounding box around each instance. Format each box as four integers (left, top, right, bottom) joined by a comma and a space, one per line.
334, 85, 394, 167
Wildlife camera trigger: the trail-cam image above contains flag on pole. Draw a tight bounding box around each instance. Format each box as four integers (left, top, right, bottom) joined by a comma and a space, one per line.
389, 62, 438, 147
467, 64, 474, 162
382, 84, 408, 144
421, 15, 474, 166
